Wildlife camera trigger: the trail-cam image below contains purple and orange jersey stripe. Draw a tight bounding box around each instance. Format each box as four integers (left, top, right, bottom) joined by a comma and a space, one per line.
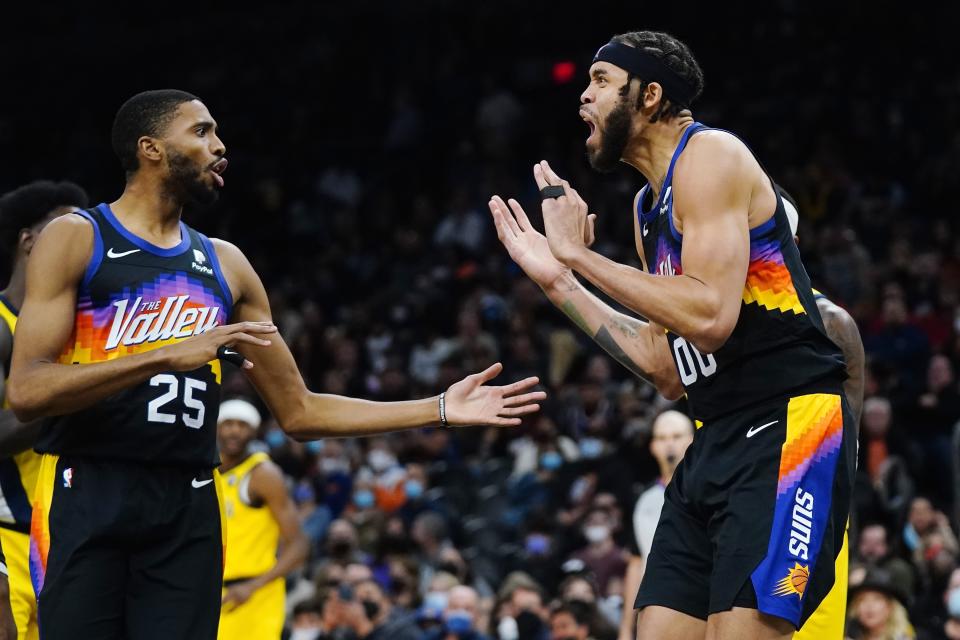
742, 236, 805, 316
29, 454, 58, 597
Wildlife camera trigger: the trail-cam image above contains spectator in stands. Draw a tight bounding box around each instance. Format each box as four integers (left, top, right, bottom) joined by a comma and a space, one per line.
845, 569, 916, 639
424, 585, 490, 640
850, 522, 916, 596
549, 601, 594, 640
904, 497, 960, 590
330, 578, 421, 640
569, 509, 627, 599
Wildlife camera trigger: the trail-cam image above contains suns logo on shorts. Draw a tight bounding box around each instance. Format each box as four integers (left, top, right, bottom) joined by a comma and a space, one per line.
773, 562, 809, 598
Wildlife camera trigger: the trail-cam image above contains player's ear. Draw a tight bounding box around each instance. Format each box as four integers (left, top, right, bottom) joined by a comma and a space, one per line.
137, 135, 163, 164
18, 228, 33, 256
643, 81, 664, 113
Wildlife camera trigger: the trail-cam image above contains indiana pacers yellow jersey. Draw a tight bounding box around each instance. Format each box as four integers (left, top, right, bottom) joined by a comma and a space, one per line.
219, 452, 279, 581
0, 295, 40, 640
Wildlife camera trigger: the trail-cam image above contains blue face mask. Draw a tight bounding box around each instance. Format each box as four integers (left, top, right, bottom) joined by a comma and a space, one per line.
265, 429, 286, 449
306, 440, 325, 454
353, 489, 375, 509
525, 534, 550, 556
579, 437, 604, 459
540, 451, 563, 471
446, 610, 473, 634
903, 524, 921, 552
404, 479, 424, 500
949, 588, 960, 618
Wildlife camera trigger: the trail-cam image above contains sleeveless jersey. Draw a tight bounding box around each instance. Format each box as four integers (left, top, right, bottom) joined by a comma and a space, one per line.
35, 203, 233, 467
0, 296, 39, 533
219, 452, 280, 580
638, 123, 844, 422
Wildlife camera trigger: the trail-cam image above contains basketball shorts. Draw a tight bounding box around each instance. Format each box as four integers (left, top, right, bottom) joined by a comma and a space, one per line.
0, 527, 38, 640
635, 390, 855, 629
31, 455, 227, 640
794, 527, 849, 639
218, 576, 285, 640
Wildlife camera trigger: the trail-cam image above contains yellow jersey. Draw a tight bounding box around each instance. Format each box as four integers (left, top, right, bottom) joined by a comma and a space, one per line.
0, 296, 40, 533
218, 452, 280, 581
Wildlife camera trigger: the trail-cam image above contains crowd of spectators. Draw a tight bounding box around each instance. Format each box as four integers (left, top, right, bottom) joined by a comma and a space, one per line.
3, 2, 960, 639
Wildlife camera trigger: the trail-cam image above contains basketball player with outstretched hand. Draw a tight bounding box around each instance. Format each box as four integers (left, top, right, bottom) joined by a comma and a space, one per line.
7, 90, 546, 640
490, 31, 854, 639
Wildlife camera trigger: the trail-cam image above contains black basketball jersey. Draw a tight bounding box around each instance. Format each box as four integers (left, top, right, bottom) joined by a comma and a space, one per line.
638, 123, 844, 422
35, 203, 233, 467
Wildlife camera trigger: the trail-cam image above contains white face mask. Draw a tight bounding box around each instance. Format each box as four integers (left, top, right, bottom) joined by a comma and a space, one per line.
368, 449, 397, 473
584, 525, 609, 544
289, 630, 322, 640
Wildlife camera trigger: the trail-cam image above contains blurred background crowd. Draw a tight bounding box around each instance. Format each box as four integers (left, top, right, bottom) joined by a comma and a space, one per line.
3, 1, 960, 638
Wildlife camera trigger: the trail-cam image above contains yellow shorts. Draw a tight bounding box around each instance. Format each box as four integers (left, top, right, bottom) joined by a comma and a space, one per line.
0, 528, 38, 640
794, 529, 848, 640
218, 577, 285, 640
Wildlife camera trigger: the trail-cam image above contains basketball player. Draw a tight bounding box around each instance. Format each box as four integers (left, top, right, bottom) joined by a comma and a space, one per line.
780, 189, 864, 640
0, 180, 89, 640
7, 89, 545, 640
489, 31, 854, 639
216, 398, 307, 640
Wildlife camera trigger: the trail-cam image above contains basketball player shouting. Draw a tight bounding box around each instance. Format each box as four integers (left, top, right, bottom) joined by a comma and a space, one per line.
7, 90, 545, 640
490, 31, 854, 639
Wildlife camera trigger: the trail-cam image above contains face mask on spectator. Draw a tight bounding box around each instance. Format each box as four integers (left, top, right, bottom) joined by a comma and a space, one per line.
903, 523, 921, 551
368, 449, 397, 473
497, 616, 519, 640
540, 451, 563, 471
265, 428, 286, 449
306, 440, 324, 454
584, 525, 609, 544
446, 610, 473, 634
515, 610, 545, 638
579, 437, 603, 459
525, 534, 551, 556
424, 591, 449, 612
290, 630, 322, 640
404, 479, 424, 500
320, 457, 350, 475
353, 489, 375, 509
949, 587, 960, 618
362, 599, 381, 620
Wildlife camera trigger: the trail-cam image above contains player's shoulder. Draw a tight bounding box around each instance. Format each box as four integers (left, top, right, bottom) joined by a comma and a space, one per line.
32, 212, 95, 275
679, 128, 751, 170
816, 296, 858, 335
42, 211, 96, 242
248, 455, 287, 499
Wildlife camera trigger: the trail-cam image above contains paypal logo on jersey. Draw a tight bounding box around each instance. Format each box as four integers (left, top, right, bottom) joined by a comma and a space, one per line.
191, 249, 214, 275
105, 295, 220, 350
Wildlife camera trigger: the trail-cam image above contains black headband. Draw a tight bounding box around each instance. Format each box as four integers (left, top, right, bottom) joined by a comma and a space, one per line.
592, 42, 696, 107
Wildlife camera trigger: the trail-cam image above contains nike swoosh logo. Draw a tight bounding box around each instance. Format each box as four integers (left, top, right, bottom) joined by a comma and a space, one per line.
746, 420, 779, 438
107, 247, 140, 258
191, 478, 214, 488
221, 349, 238, 356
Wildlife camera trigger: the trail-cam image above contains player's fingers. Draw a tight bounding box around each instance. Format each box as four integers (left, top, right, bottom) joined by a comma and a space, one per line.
472, 362, 504, 384
533, 163, 550, 190
540, 160, 564, 185
502, 391, 548, 407
586, 214, 597, 247
493, 416, 523, 427
498, 376, 541, 396
224, 321, 277, 335
228, 332, 272, 347
496, 199, 523, 237
489, 201, 510, 241
498, 404, 540, 417
506, 198, 534, 231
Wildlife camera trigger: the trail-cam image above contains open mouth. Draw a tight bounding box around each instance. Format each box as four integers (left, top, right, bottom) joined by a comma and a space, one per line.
580, 110, 597, 142
209, 158, 228, 187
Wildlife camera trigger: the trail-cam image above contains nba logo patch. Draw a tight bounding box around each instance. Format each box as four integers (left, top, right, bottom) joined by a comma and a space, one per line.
62, 468, 73, 488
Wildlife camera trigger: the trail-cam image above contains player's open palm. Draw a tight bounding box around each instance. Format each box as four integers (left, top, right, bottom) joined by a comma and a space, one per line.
163, 321, 278, 371
444, 362, 545, 427
488, 195, 570, 289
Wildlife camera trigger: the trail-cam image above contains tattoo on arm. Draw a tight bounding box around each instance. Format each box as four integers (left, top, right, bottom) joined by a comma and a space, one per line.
559, 301, 654, 385
821, 305, 865, 428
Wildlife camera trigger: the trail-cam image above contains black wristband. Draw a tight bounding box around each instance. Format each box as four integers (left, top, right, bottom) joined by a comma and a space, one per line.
217, 345, 246, 367
540, 185, 566, 200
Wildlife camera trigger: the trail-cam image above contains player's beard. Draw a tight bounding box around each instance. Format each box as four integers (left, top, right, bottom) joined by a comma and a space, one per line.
164, 149, 220, 209
587, 96, 632, 173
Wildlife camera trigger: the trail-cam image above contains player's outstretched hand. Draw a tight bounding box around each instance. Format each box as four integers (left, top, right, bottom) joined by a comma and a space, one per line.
489, 195, 570, 289
163, 321, 277, 371
444, 362, 545, 427
534, 160, 596, 264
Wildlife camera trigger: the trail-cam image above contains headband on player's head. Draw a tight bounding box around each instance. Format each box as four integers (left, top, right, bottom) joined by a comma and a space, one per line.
592, 42, 697, 107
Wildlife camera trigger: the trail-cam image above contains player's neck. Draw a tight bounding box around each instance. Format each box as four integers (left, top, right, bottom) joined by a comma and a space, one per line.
622, 113, 695, 198
219, 451, 248, 472
110, 176, 185, 245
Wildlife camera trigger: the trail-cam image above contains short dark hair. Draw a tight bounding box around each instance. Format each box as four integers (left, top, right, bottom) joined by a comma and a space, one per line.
0, 180, 89, 252
609, 31, 704, 122
551, 600, 592, 627
111, 89, 199, 174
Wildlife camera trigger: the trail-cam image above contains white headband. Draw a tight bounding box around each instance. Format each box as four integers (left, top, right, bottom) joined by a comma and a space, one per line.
218, 398, 261, 429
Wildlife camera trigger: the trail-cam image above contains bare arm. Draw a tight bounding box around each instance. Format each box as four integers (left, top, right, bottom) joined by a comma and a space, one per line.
488, 196, 683, 399
7, 216, 277, 422
619, 554, 645, 640
816, 299, 865, 427
0, 322, 43, 455
222, 460, 308, 607
536, 137, 753, 354
212, 239, 545, 440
